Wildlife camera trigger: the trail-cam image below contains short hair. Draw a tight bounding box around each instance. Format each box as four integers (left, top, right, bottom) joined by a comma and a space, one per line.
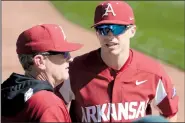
18, 54, 34, 71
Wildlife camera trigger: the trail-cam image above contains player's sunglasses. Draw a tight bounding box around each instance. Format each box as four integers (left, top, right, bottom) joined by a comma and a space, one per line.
95, 24, 131, 36
35, 51, 71, 59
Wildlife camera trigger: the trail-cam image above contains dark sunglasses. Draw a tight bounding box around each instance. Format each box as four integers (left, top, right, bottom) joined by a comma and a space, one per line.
34, 51, 71, 59
95, 24, 131, 36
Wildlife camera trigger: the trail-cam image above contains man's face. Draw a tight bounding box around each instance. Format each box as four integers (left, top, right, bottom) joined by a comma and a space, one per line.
95, 24, 136, 55
33, 52, 72, 86
45, 52, 72, 83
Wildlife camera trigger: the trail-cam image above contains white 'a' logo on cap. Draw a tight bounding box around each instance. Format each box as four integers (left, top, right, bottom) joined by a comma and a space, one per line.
58, 25, 67, 40
102, 3, 116, 17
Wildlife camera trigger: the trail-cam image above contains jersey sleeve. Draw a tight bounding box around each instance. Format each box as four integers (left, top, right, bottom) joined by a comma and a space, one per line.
54, 79, 75, 104
153, 66, 179, 118
39, 106, 71, 122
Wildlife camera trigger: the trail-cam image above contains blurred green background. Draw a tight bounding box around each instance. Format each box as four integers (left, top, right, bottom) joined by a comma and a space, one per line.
51, 1, 184, 70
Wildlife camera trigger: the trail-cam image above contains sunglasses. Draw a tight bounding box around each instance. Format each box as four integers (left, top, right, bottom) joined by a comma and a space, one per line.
95, 24, 131, 36
35, 51, 71, 59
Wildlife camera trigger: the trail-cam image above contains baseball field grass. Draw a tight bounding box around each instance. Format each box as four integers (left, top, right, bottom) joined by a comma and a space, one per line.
51, 1, 184, 70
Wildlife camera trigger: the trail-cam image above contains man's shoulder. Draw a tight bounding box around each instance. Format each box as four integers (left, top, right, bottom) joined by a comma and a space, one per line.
131, 49, 165, 76
25, 90, 68, 121
27, 90, 66, 109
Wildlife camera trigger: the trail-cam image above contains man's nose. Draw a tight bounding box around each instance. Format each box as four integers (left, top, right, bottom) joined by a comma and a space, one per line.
107, 31, 114, 36
105, 31, 114, 40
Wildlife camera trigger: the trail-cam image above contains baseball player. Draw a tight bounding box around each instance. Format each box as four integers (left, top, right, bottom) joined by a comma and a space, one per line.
1, 24, 82, 122
55, 1, 179, 122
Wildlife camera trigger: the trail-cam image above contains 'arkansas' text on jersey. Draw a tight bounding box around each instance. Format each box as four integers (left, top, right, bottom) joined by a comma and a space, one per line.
81, 101, 148, 122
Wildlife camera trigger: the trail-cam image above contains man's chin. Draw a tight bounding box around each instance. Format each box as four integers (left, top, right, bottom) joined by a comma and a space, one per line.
55, 77, 69, 86
109, 49, 121, 55
62, 75, 69, 81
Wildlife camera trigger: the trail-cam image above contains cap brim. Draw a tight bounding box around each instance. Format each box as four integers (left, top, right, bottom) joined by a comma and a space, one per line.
91, 20, 131, 28
52, 42, 83, 52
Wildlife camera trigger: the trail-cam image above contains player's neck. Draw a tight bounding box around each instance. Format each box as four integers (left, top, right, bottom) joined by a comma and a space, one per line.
100, 49, 129, 70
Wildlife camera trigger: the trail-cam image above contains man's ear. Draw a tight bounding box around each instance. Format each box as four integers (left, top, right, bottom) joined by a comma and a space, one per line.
33, 55, 46, 70
130, 25, 136, 38
95, 30, 100, 36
